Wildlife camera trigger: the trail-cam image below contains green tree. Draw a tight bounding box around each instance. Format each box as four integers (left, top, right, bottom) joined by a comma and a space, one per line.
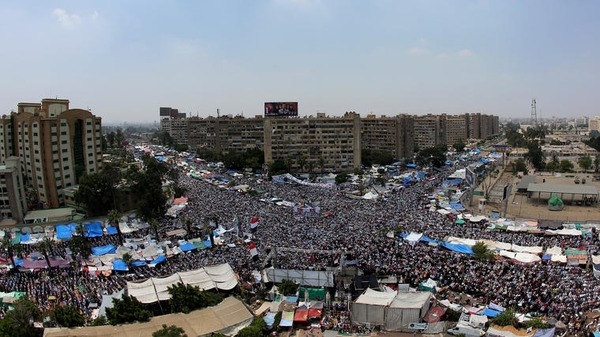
52, 305, 85, 328
106, 295, 152, 325
278, 279, 299, 295
269, 159, 288, 176
578, 155, 593, 172
514, 158, 527, 174
108, 209, 124, 245
335, 172, 349, 185
452, 139, 467, 153
0, 297, 40, 337
559, 160, 574, 173
168, 283, 224, 314
0, 236, 15, 269
149, 219, 161, 241
127, 155, 168, 221
90, 316, 109, 326
595, 154, 600, 173
524, 141, 545, 171
68, 233, 92, 261
153, 324, 188, 337
37, 237, 54, 269
75, 163, 121, 217
472, 242, 495, 261
416, 145, 447, 168
492, 308, 517, 327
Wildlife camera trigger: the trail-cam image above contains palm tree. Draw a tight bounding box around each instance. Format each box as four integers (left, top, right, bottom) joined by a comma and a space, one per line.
37, 237, 54, 269
149, 219, 161, 241
205, 216, 216, 248
1, 236, 15, 269
107, 209, 124, 245
183, 218, 193, 238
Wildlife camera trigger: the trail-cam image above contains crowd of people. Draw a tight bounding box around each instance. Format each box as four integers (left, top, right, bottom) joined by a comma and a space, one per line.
0, 155, 599, 336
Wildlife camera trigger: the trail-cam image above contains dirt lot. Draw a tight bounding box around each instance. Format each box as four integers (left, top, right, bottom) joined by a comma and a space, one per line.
476, 172, 600, 222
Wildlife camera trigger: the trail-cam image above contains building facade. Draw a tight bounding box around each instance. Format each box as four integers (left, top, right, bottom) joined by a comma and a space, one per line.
159, 108, 499, 171
0, 157, 27, 223
264, 112, 361, 172
0, 99, 103, 209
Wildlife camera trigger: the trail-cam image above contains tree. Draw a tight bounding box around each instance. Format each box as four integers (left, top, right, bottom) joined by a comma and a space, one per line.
106, 295, 152, 325
153, 324, 188, 337
52, 305, 85, 328
335, 172, 349, 185
578, 155, 593, 172
416, 145, 447, 168
107, 209, 124, 245
68, 233, 92, 262
452, 139, 467, 153
0, 297, 40, 337
168, 283, 224, 314
559, 160, 574, 173
492, 308, 517, 327
75, 163, 122, 216
149, 219, 161, 241
472, 242, 495, 261
514, 158, 527, 174
595, 154, 600, 173
127, 155, 168, 221
0, 236, 15, 269
278, 279, 299, 296
90, 316, 109, 326
37, 237, 54, 269
524, 141, 545, 171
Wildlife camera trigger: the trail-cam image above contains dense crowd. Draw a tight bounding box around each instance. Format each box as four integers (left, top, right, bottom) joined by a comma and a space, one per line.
0, 157, 599, 335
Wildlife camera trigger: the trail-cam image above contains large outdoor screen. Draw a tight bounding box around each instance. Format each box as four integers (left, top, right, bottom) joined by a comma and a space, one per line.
264, 102, 298, 116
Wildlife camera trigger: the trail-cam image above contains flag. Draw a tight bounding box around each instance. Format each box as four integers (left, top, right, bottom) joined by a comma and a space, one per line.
250, 217, 259, 231
249, 242, 258, 258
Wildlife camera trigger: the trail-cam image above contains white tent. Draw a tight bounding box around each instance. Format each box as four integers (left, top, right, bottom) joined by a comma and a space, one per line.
385, 292, 432, 331
352, 288, 397, 325
127, 263, 238, 304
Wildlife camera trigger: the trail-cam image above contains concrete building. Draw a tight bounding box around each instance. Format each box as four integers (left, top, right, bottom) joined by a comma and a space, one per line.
160, 107, 188, 145
360, 114, 414, 160
264, 112, 361, 172
0, 99, 103, 209
159, 108, 498, 171
0, 157, 27, 223
589, 116, 600, 132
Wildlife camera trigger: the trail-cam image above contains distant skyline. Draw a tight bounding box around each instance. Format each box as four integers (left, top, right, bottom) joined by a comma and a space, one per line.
1, 0, 599, 123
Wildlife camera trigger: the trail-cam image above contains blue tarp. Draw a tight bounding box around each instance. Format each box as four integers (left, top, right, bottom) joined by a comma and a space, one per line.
112, 259, 128, 271
440, 242, 474, 255
84, 221, 103, 238
13, 258, 23, 267
443, 178, 462, 186
130, 260, 147, 267
203, 240, 212, 248
56, 224, 75, 240
406, 163, 417, 168
482, 308, 501, 317
105, 226, 118, 235
149, 255, 166, 266
179, 243, 196, 252
449, 202, 466, 211
420, 236, 437, 243
20, 233, 30, 242
445, 160, 453, 166
92, 244, 116, 256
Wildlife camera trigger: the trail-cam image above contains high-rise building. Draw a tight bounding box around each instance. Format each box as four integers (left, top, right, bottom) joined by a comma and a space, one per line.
360, 114, 414, 160
589, 116, 600, 132
264, 112, 361, 172
159, 108, 499, 171
0, 157, 27, 223
0, 98, 103, 208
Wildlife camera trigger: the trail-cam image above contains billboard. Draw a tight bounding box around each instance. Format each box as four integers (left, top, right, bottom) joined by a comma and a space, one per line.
264, 102, 298, 117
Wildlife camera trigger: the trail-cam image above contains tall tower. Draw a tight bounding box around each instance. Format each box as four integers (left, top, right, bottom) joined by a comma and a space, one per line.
530, 98, 537, 125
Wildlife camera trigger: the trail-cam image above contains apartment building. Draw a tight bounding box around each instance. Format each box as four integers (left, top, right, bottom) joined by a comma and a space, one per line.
360, 114, 414, 160
466, 113, 500, 140
187, 115, 264, 154
264, 112, 361, 172
0, 157, 27, 223
0, 99, 103, 208
160, 107, 188, 145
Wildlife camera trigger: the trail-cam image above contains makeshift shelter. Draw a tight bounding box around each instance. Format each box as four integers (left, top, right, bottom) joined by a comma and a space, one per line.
548, 194, 564, 211
127, 263, 238, 303
43, 296, 254, 337
385, 292, 432, 331
352, 288, 397, 326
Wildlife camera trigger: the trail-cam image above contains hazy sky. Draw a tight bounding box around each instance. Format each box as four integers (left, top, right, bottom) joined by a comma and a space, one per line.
2, 0, 599, 123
